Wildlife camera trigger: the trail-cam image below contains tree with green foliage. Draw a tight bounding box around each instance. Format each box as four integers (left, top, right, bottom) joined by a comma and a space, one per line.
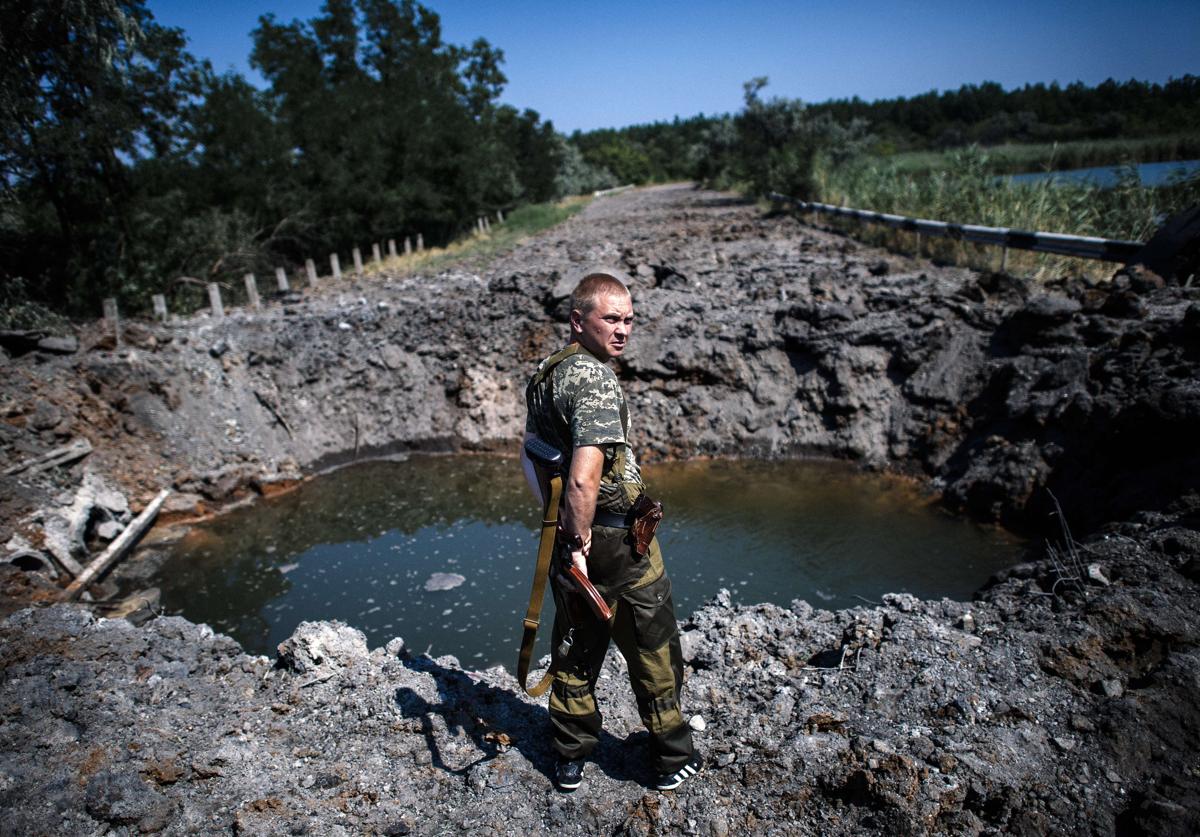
250, 0, 557, 248
0, 0, 203, 313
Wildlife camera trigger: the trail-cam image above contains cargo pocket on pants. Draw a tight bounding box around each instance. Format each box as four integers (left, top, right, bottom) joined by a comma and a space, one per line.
627, 574, 677, 652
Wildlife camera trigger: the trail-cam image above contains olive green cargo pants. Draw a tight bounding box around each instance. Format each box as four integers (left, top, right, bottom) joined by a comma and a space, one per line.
548, 541, 694, 774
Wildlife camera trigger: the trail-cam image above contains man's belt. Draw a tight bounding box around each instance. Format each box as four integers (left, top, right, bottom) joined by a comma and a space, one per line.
597, 494, 664, 558
592, 508, 631, 529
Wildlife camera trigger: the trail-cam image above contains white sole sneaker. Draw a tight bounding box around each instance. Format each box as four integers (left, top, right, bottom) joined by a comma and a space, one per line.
655, 755, 701, 791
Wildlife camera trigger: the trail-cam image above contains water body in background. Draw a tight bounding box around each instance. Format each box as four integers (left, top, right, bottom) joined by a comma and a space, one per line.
1008, 159, 1200, 188
155, 456, 1023, 669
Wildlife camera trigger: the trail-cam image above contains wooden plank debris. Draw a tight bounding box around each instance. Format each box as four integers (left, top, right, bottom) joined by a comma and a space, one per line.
4, 438, 92, 476
62, 489, 170, 601
254, 389, 293, 438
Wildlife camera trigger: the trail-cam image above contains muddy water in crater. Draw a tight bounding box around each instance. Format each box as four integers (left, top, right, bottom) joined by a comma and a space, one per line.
156, 456, 1022, 669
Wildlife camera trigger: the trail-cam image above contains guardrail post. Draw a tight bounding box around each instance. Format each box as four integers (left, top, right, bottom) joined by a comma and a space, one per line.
305, 259, 318, 286
244, 274, 261, 310
151, 294, 168, 322
275, 267, 290, 293
330, 253, 342, 280
352, 247, 363, 274
388, 239, 397, 258
207, 283, 224, 320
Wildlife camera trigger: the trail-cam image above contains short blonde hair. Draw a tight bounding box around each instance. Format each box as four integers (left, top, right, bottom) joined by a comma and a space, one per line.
570, 271, 630, 315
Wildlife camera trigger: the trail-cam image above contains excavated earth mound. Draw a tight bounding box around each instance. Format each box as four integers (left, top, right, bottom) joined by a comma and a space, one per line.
1, 184, 1199, 834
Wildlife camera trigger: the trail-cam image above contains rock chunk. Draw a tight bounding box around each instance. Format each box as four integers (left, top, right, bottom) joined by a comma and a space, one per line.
276, 620, 368, 674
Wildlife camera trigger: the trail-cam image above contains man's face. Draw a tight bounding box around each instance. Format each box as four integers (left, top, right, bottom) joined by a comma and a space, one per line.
571, 291, 634, 362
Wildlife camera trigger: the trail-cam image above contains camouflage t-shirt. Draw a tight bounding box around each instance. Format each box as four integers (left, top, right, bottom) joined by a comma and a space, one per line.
525, 344, 645, 514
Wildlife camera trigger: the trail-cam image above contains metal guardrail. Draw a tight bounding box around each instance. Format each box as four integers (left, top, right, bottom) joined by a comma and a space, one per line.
769, 192, 1144, 263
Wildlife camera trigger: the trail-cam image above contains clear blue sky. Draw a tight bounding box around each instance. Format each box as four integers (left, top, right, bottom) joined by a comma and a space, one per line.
149, 0, 1200, 133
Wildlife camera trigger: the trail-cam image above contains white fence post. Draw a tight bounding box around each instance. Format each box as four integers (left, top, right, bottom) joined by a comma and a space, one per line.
417, 233, 424, 252
404, 237, 412, 256
244, 272, 261, 306
388, 239, 397, 258
352, 247, 363, 274
207, 283, 224, 319
275, 267, 290, 292
372, 243, 381, 264
330, 253, 342, 280
101, 298, 121, 348
244, 273, 261, 310
305, 259, 318, 286
497, 209, 504, 223
151, 294, 168, 322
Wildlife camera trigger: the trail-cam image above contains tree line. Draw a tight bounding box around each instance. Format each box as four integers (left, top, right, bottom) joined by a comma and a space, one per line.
0, 0, 612, 320
570, 75, 1200, 189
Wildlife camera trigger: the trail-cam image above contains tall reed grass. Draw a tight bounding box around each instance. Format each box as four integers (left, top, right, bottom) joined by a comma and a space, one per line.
886, 135, 1200, 176
813, 147, 1200, 280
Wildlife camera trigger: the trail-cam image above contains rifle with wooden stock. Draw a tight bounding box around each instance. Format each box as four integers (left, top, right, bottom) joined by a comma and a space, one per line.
517, 436, 613, 697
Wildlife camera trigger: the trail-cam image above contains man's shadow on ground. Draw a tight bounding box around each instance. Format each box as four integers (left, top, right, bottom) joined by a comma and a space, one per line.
393, 655, 649, 788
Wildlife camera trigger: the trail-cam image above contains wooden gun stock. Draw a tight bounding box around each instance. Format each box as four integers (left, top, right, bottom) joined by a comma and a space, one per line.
567, 565, 613, 622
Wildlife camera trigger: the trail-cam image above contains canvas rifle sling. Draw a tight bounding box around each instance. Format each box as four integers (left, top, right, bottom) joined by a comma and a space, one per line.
517, 345, 584, 696
517, 470, 562, 696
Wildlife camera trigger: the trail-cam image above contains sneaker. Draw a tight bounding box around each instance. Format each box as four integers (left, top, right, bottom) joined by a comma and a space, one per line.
555, 758, 585, 792
655, 752, 702, 791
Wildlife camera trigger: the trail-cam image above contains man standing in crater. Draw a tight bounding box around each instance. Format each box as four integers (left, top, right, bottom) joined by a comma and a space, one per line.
522, 270, 701, 792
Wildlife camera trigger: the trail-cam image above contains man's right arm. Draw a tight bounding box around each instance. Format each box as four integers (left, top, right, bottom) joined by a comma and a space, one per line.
560, 444, 605, 579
